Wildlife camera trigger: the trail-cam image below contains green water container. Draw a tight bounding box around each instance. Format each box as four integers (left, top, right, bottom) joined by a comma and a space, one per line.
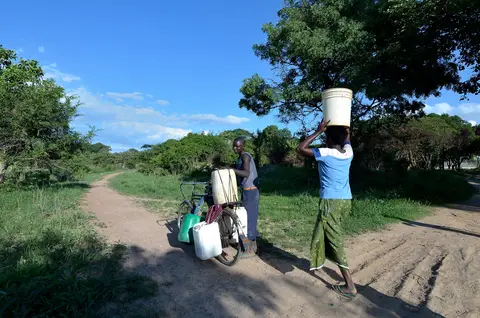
178, 214, 201, 244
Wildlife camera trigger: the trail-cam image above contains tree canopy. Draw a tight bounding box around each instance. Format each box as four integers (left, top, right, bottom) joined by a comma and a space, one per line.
239, 0, 480, 129
0, 45, 89, 183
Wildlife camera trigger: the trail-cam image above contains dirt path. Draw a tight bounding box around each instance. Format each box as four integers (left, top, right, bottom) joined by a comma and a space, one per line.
84, 174, 480, 318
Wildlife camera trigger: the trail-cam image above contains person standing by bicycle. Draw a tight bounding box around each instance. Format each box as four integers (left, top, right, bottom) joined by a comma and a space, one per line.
232, 137, 259, 256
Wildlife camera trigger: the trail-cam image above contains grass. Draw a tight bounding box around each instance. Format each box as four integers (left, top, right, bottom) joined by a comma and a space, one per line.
0, 171, 158, 317
108, 173, 184, 215
109, 167, 475, 257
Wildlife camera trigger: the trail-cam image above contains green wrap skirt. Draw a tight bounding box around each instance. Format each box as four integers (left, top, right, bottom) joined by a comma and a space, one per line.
310, 199, 351, 270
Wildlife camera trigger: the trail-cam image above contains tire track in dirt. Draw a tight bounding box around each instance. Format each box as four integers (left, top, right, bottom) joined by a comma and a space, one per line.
85, 174, 480, 317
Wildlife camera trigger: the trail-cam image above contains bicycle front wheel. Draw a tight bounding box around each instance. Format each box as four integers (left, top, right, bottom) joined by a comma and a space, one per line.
215, 208, 242, 266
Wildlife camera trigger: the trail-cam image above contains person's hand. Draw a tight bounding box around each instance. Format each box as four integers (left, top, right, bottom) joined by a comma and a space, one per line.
315, 118, 330, 134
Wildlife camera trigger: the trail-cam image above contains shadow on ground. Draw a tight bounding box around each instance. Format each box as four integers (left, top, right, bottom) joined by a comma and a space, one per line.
388, 217, 480, 238
0, 217, 447, 317
48, 181, 92, 190
0, 230, 157, 317
155, 219, 444, 317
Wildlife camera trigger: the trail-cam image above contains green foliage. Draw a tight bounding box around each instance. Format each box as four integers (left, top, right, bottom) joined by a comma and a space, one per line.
0, 45, 92, 185
239, 0, 480, 129
354, 113, 480, 171
146, 133, 232, 174
254, 125, 295, 165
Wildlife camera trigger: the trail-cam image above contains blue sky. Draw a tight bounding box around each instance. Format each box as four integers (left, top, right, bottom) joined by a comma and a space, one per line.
1, 0, 479, 152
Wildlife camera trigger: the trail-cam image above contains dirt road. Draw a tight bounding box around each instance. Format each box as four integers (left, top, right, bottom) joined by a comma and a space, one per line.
84, 174, 480, 317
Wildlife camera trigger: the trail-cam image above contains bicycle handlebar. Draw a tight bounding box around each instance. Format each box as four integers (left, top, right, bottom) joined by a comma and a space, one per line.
180, 181, 210, 201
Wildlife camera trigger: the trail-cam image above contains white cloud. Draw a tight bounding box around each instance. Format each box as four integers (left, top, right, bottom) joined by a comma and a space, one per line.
156, 99, 169, 106
71, 87, 249, 126
17, 48, 24, 53
43, 64, 81, 83
424, 102, 454, 115
187, 114, 249, 125
70, 87, 249, 149
106, 92, 144, 101
146, 94, 153, 98
425, 102, 480, 116
109, 121, 190, 141
38, 46, 45, 53
424, 101, 480, 126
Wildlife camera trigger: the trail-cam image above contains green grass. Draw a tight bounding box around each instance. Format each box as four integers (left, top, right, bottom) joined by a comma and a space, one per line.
0, 172, 157, 317
108, 167, 474, 257
108, 172, 184, 215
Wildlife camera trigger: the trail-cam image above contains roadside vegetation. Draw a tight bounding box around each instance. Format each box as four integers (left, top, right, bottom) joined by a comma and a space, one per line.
109, 167, 473, 256
0, 172, 158, 316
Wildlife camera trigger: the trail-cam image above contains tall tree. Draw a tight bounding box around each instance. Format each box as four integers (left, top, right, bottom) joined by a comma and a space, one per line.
239, 0, 479, 129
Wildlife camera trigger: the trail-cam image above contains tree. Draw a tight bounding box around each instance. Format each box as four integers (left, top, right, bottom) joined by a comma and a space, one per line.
254, 125, 292, 165
239, 0, 479, 129
0, 45, 85, 183
354, 113, 479, 171
86, 142, 112, 153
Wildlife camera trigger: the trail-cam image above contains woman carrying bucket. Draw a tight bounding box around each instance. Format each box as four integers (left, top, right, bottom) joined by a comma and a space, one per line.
296, 88, 357, 298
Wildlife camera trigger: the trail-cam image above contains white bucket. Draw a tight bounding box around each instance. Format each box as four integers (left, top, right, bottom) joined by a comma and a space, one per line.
231, 207, 248, 243
321, 88, 353, 127
193, 221, 223, 260
211, 169, 238, 205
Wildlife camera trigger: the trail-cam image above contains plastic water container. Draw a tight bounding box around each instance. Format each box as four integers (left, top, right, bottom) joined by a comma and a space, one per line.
178, 214, 201, 244
321, 88, 353, 127
211, 169, 238, 205
231, 207, 248, 243
193, 221, 223, 260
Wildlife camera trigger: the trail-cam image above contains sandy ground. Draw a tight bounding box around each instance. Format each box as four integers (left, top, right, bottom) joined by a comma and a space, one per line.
83, 173, 480, 318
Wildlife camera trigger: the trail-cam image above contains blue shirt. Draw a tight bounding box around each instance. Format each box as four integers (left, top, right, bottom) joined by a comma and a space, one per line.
312, 142, 353, 199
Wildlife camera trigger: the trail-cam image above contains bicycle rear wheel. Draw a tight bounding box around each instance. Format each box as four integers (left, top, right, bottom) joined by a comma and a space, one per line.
177, 201, 193, 229
215, 208, 242, 266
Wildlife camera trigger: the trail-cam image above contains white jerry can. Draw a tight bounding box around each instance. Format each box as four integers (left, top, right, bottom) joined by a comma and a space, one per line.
193, 221, 223, 260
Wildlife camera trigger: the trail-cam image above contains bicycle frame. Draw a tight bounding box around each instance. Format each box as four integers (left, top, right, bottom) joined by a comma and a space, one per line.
180, 181, 210, 215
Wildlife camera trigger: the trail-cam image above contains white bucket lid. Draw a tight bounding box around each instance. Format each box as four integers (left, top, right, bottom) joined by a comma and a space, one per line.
321, 88, 353, 100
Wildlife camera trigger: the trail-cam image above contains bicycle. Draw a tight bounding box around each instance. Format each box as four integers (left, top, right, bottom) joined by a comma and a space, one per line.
177, 181, 246, 267
206, 201, 246, 267
177, 181, 213, 229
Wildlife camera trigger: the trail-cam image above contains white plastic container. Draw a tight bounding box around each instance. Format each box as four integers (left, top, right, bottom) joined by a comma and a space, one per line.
193, 221, 223, 260
231, 207, 248, 243
321, 88, 353, 127
211, 169, 238, 205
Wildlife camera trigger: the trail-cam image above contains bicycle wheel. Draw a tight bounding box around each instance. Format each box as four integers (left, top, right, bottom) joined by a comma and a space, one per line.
215, 208, 242, 266
177, 201, 193, 229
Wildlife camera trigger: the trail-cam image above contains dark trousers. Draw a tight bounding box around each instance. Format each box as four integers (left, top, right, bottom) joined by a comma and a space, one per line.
242, 189, 260, 241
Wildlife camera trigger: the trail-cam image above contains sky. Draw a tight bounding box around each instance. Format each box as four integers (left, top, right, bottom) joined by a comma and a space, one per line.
1, 0, 479, 152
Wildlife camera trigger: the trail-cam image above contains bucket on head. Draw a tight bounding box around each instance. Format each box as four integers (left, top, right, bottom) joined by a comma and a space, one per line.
321, 88, 353, 127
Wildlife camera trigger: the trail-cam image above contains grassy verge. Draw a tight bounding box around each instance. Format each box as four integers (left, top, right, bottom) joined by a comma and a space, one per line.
108, 167, 474, 257
0, 171, 157, 317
